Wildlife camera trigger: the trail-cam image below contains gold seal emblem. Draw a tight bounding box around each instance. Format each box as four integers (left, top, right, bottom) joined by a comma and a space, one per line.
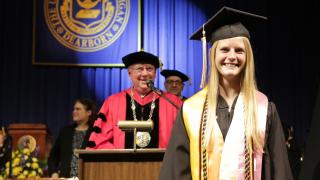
17, 135, 37, 152
136, 131, 151, 148
44, 0, 130, 52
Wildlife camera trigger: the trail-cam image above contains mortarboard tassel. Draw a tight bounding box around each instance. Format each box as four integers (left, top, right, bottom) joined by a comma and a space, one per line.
200, 25, 207, 88
159, 58, 163, 72
188, 76, 192, 86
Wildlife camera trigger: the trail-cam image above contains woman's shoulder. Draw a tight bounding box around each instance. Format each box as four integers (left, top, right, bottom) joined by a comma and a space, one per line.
265, 101, 282, 130
184, 88, 207, 104
59, 124, 76, 134
267, 101, 278, 114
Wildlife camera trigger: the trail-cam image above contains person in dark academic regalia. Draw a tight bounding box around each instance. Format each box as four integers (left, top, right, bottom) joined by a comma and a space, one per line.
299, 73, 320, 180
283, 125, 303, 180
87, 51, 183, 149
161, 69, 190, 101
159, 7, 293, 180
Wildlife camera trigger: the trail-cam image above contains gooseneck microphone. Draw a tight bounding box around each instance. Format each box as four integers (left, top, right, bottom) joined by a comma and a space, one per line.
146, 80, 157, 91
146, 80, 180, 110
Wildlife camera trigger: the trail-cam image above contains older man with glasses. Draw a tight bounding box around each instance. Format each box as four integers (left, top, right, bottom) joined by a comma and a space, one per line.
87, 51, 183, 149
161, 69, 190, 101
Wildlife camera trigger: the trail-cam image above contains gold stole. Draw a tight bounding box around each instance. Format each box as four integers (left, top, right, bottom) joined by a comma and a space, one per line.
183, 88, 207, 180
183, 89, 268, 180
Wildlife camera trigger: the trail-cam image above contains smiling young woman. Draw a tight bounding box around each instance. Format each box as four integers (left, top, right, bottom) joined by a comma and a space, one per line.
159, 7, 293, 180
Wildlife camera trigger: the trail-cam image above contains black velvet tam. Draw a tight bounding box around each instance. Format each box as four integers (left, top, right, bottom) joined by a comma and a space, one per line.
161, 70, 189, 82
122, 51, 160, 68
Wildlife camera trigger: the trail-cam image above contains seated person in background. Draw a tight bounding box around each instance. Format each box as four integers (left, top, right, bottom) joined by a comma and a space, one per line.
87, 51, 183, 149
48, 98, 96, 178
160, 69, 190, 101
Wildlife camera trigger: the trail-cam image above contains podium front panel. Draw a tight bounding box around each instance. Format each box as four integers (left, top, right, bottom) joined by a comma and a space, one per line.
75, 149, 165, 180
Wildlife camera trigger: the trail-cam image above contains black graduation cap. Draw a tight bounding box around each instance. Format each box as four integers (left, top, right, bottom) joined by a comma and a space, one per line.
190, 6, 267, 88
122, 51, 161, 68
160, 70, 189, 82
190, 6, 267, 44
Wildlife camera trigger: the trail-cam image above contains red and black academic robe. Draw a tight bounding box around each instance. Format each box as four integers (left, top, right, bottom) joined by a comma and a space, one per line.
87, 88, 183, 149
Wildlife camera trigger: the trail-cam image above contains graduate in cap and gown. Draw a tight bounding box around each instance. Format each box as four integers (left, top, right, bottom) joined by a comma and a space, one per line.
87, 51, 183, 149
161, 69, 190, 101
159, 7, 293, 180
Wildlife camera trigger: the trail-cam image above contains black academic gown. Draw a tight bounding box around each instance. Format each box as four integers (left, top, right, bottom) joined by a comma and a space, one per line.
159, 96, 293, 180
299, 75, 320, 180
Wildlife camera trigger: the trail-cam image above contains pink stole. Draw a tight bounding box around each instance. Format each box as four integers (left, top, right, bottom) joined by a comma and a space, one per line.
216, 91, 268, 180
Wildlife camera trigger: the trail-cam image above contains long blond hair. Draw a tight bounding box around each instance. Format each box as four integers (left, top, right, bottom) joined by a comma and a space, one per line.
205, 37, 263, 152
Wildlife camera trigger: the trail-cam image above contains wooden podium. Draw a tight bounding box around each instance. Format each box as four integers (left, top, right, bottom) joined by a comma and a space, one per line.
8, 123, 48, 160
75, 149, 165, 180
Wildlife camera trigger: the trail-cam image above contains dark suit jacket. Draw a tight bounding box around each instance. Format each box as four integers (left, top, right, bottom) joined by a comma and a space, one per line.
48, 124, 92, 177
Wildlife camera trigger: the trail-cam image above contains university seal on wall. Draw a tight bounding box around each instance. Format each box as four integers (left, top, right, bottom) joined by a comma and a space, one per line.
44, 0, 130, 52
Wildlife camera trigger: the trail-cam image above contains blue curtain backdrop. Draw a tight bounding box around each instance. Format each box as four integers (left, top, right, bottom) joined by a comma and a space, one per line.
1, 0, 319, 150
0, 0, 206, 138
143, 0, 205, 97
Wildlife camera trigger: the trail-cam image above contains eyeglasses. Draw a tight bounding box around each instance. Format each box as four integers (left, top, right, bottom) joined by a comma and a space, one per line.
130, 66, 155, 73
165, 80, 183, 85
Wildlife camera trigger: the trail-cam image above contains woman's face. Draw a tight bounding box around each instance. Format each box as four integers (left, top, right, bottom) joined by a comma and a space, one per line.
215, 37, 246, 81
72, 101, 91, 124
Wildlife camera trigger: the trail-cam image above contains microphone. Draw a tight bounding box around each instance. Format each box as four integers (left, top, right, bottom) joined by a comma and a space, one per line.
146, 80, 157, 91
146, 79, 180, 110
